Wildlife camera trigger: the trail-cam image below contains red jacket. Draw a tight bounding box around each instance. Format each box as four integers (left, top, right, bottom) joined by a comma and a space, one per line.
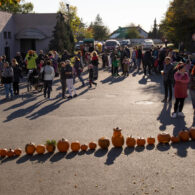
174, 72, 190, 98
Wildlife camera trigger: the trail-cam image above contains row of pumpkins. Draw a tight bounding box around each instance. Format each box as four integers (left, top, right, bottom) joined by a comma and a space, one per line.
0, 127, 195, 158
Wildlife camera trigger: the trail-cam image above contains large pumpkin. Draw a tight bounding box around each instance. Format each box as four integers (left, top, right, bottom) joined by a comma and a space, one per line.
126, 136, 136, 147
81, 144, 88, 151
137, 137, 146, 147
179, 130, 190, 142
189, 127, 195, 140
98, 137, 110, 149
89, 142, 97, 150
57, 138, 69, 153
112, 127, 124, 147
14, 148, 22, 156
147, 137, 155, 145
71, 141, 80, 152
6, 149, 15, 157
0, 148, 8, 157
25, 143, 36, 155
36, 145, 46, 154
157, 133, 171, 144
171, 136, 180, 143
46, 144, 56, 153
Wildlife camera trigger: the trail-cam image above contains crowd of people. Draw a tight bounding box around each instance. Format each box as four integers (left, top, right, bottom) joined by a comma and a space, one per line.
0, 45, 195, 120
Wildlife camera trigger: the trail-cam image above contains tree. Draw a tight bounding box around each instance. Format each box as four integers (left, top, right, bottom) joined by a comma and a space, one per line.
90, 14, 109, 40
59, 2, 81, 42
125, 26, 141, 39
160, 0, 195, 51
49, 12, 75, 54
0, 0, 33, 13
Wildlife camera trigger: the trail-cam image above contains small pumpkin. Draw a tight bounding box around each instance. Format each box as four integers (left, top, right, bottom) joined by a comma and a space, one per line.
89, 142, 97, 150
6, 149, 15, 157
14, 148, 22, 156
126, 136, 136, 147
25, 143, 36, 155
179, 130, 190, 142
189, 127, 195, 140
137, 137, 146, 147
71, 141, 80, 152
157, 133, 171, 144
98, 137, 110, 149
81, 144, 88, 151
36, 145, 46, 154
0, 148, 8, 157
171, 136, 180, 143
46, 140, 56, 153
112, 127, 124, 147
147, 137, 155, 145
57, 138, 69, 153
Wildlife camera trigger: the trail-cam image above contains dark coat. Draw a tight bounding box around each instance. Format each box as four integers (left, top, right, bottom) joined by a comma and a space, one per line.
13, 66, 22, 82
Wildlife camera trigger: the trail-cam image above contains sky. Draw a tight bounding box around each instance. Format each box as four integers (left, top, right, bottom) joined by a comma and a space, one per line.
26, 0, 171, 33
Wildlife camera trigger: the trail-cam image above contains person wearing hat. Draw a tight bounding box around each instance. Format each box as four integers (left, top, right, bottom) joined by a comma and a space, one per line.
161, 57, 174, 103
171, 63, 190, 118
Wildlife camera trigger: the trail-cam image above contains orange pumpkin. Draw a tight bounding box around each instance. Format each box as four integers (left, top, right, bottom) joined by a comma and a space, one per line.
46, 144, 56, 153
157, 133, 171, 144
0, 148, 8, 157
71, 141, 80, 152
137, 137, 146, 146
189, 127, 195, 140
36, 145, 46, 154
98, 137, 110, 149
147, 137, 155, 145
25, 143, 36, 155
89, 142, 97, 150
179, 130, 190, 142
112, 127, 124, 147
6, 149, 15, 157
81, 144, 88, 151
126, 136, 136, 147
171, 136, 180, 143
14, 148, 22, 156
57, 138, 69, 153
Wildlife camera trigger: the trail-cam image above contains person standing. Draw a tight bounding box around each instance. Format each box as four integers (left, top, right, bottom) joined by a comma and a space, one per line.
1, 61, 14, 100
88, 63, 97, 88
65, 60, 77, 99
131, 47, 137, 67
25, 50, 38, 73
60, 61, 67, 99
136, 46, 143, 72
189, 65, 195, 114
171, 64, 190, 118
143, 49, 152, 76
91, 51, 99, 80
12, 58, 22, 95
112, 55, 120, 77
161, 57, 174, 103
41, 60, 55, 99
74, 56, 85, 87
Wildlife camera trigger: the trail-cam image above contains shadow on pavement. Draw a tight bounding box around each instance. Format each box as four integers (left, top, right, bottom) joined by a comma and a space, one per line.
124, 147, 134, 156
66, 151, 78, 159
94, 148, 108, 157
50, 152, 66, 162
30, 153, 53, 163
156, 143, 170, 151
105, 147, 122, 165
16, 154, 31, 164
0, 156, 18, 164
86, 149, 95, 155
101, 75, 126, 85
146, 144, 155, 150
135, 146, 145, 152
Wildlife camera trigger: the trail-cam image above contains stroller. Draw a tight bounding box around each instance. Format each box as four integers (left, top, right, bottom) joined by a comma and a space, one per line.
27, 69, 43, 92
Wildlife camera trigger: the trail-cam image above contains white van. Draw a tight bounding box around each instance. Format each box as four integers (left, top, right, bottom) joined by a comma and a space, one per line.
142, 39, 154, 50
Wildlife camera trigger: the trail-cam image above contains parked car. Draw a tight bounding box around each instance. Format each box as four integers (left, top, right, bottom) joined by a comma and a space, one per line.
121, 39, 131, 47
142, 39, 154, 50
104, 40, 120, 51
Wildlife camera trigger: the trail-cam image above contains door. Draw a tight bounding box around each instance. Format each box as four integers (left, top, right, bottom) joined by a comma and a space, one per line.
20, 39, 36, 58
4, 47, 10, 62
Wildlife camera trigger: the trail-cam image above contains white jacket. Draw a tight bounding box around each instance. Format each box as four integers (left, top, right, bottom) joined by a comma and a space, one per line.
41, 65, 55, 81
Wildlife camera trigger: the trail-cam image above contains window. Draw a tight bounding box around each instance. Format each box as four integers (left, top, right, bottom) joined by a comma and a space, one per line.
4, 31, 7, 39
8, 32, 11, 39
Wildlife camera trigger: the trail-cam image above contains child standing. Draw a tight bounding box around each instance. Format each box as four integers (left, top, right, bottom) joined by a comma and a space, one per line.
123, 56, 130, 76
112, 55, 119, 77
12, 58, 22, 95
65, 60, 77, 99
171, 64, 190, 118
88, 63, 97, 88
